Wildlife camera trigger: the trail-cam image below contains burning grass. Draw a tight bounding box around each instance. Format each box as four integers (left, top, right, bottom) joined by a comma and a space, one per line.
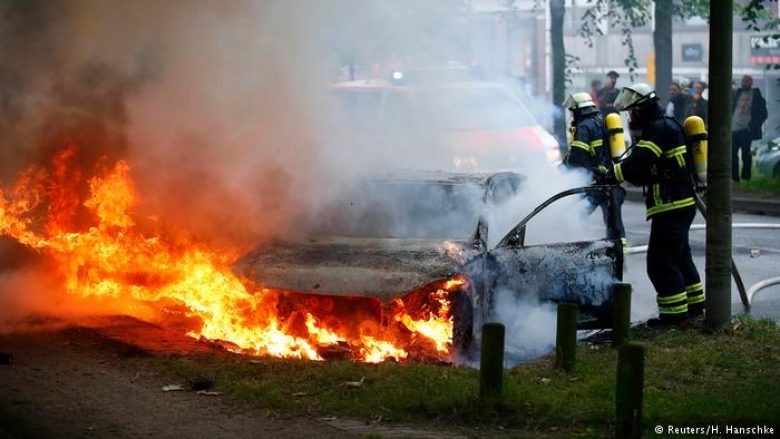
150, 316, 780, 435
0, 146, 460, 363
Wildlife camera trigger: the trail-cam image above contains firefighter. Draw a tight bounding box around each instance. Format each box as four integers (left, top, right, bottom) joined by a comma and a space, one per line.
610, 83, 704, 326
562, 92, 625, 245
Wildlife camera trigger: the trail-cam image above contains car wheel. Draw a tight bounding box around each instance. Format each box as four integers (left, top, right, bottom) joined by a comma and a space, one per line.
451, 288, 474, 354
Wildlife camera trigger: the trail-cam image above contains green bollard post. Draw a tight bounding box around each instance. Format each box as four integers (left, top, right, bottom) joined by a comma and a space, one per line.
613, 283, 632, 347
555, 303, 577, 372
615, 343, 644, 439
479, 322, 505, 399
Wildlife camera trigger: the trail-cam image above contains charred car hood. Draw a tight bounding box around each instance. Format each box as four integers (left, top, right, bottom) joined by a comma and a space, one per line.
234, 237, 473, 302
234, 183, 623, 331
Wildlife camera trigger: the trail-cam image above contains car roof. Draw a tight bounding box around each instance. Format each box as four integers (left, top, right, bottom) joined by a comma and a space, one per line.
329, 80, 507, 92
369, 170, 495, 186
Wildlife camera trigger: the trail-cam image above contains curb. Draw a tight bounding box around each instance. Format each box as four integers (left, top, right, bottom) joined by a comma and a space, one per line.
623, 187, 780, 217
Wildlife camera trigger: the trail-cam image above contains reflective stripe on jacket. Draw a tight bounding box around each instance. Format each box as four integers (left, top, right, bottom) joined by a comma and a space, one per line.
612, 116, 694, 219
565, 114, 611, 174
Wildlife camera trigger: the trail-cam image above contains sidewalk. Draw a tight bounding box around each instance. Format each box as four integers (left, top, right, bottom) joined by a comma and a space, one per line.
623, 186, 780, 217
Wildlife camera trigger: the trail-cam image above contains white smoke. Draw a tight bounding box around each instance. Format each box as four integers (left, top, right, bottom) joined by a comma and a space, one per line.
1, 0, 591, 245
492, 289, 557, 364
484, 167, 594, 249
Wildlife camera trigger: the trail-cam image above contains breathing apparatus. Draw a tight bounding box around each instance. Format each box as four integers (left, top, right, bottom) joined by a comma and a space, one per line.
683, 116, 708, 188
605, 113, 625, 163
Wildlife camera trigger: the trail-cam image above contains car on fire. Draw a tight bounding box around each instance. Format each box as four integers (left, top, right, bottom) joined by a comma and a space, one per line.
234, 173, 623, 356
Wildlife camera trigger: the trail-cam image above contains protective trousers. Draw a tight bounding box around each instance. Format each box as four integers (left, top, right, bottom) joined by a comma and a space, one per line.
585, 186, 626, 246
646, 205, 704, 321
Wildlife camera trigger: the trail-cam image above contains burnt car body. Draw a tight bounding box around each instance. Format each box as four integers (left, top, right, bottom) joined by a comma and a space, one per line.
234, 173, 622, 353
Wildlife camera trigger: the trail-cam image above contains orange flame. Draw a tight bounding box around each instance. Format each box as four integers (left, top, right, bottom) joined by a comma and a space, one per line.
0, 147, 465, 363
394, 289, 453, 353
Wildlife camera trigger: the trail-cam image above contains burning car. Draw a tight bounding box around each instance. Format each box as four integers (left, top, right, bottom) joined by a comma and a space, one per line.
234, 173, 624, 359
1, 147, 620, 364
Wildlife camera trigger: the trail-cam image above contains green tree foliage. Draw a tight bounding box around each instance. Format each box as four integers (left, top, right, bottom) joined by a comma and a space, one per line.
577, 0, 709, 80
576, 0, 780, 78
741, 0, 780, 71
578, 0, 652, 79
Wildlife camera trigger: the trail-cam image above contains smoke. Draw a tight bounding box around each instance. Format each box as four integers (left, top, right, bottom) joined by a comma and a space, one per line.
0, 247, 147, 331
491, 289, 557, 364
0, 0, 605, 361
484, 167, 594, 249
0, 0, 585, 244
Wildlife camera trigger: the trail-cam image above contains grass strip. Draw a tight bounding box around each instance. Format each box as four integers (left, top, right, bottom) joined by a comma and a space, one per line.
149, 315, 780, 435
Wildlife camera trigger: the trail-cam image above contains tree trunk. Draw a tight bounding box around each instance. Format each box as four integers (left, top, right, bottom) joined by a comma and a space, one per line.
653, 0, 673, 105
550, 0, 567, 152
706, 1, 733, 331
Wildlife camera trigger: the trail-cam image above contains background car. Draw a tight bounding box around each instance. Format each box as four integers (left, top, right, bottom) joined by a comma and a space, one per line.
330, 78, 561, 173
757, 136, 780, 178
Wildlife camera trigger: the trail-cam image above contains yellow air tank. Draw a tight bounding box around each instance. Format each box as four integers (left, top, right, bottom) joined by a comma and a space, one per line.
683, 116, 708, 185
605, 113, 625, 162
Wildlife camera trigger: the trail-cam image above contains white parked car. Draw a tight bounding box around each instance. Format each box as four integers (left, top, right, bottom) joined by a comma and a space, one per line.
758, 137, 780, 178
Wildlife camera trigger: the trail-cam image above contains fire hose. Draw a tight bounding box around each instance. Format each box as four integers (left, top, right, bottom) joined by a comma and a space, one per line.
624, 193, 780, 313
748, 277, 780, 305
624, 223, 780, 254
608, 115, 774, 314
693, 193, 750, 313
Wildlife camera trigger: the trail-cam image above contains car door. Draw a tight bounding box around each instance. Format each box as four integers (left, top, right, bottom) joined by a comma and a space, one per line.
483, 186, 623, 328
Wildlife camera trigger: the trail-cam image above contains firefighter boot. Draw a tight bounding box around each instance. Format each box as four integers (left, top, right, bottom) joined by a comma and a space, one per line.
686, 283, 705, 319
688, 303, 705, 319
645, 313, 688, 329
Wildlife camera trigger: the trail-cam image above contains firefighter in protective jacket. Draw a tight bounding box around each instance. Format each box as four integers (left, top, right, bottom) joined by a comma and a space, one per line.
563, 92, 625, 245
611, 83, 704, 326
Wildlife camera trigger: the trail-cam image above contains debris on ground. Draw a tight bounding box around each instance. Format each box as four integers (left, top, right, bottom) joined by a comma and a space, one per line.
751, 248, 761, 258
581, 329, 613, 345
195, 390, 223, 396
318, 342, 352, 361
162, 384, 184, 392
340, 377, 365, 388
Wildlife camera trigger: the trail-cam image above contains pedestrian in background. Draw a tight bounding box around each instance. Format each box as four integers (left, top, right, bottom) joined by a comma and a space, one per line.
597, 70, 620, 116
666, 79, 692, 125
731, 74, 768, 182
589, 79, 603, 103
685, 80, 708, 124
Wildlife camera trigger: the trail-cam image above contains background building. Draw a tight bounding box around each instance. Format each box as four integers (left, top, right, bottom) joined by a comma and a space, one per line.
559, 1, 780, 139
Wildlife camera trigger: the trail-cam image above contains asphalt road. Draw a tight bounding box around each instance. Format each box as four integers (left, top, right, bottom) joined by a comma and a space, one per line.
620, 200, 780, 323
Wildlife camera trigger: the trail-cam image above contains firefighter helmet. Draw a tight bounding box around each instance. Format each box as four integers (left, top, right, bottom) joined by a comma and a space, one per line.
614, 83, 657, 111
562, 92, 596, 111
